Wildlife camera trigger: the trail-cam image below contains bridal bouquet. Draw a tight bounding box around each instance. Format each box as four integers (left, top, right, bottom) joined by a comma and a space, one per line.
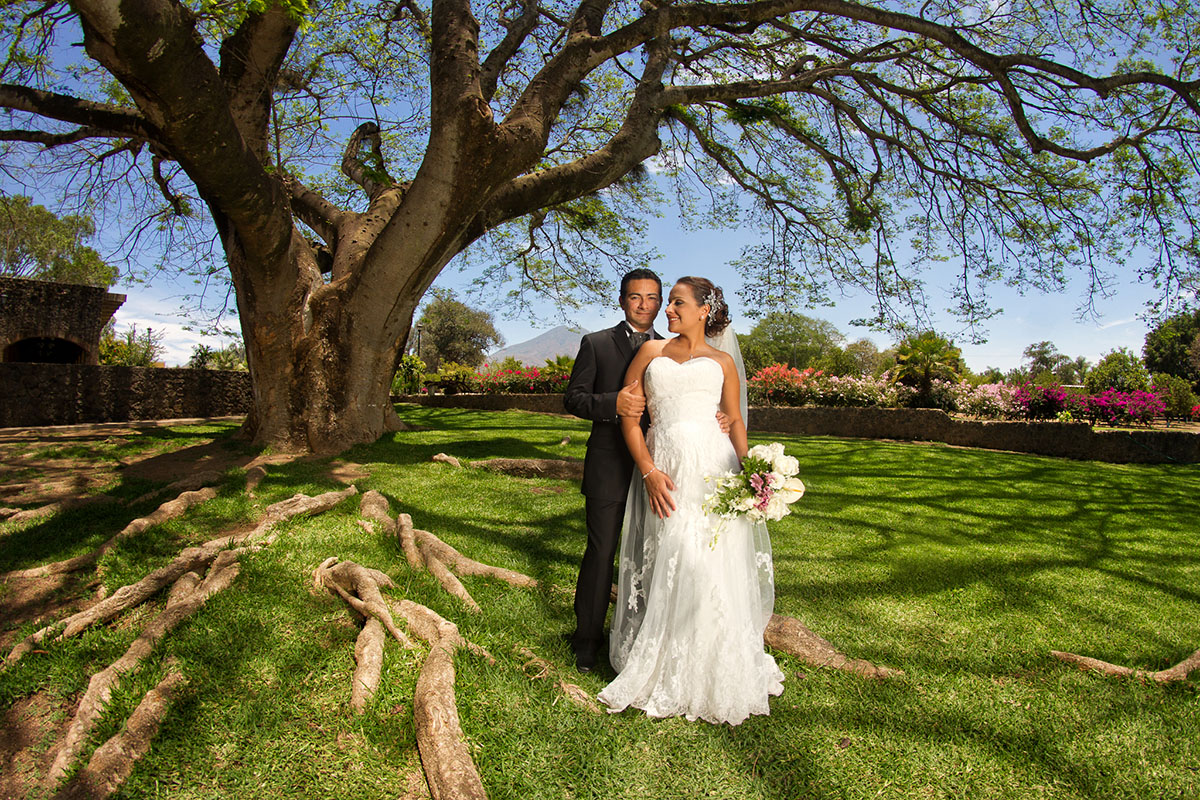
703, 442, 805, 543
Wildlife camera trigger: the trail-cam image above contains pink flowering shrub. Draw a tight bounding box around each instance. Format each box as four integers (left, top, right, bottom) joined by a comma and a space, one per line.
952, 382, 1022, 418
1192, 404, 1200, 421
1013, 383, 1070, 419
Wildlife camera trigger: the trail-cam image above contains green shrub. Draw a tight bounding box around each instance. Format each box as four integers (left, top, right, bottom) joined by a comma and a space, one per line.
391, 354, 426, 394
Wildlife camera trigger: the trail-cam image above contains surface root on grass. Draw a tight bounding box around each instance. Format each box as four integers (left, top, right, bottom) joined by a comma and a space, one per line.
314, 557, 415, 712
5, 485, 358, 667
1, 488, 218, 581
313, 554, 490, 799
472, 458, 582, 480
6, 495, 119, 526
1050, 647, 1200, 683
412, 632, 487, 800
765, 614, 903, 679
51, 666, 188, 800
46, 551, 239, 787
515, 646, 601, 713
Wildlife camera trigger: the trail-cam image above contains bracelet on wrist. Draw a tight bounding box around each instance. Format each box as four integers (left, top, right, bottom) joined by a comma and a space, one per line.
642, 467, 658, 480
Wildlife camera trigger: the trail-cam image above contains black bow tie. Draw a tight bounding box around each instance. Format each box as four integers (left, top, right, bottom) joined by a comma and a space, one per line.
629, 331, 650, 350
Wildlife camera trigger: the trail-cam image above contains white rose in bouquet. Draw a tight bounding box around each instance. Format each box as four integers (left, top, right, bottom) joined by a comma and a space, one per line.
772, 454, 800, 477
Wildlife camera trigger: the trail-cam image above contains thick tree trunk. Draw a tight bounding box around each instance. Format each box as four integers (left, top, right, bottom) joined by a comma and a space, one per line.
227, 228, 420, 455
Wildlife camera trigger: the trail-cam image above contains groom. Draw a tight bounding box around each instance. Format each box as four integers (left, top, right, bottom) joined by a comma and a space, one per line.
564, 268, 662, 672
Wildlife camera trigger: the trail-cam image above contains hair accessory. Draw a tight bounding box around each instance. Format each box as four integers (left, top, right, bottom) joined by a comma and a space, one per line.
703, 290, 718, 310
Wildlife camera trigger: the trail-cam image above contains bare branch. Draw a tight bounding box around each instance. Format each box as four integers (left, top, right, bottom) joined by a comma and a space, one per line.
479, 0, 540, 102
0, 83, 157, 141
392, 0, 433, 42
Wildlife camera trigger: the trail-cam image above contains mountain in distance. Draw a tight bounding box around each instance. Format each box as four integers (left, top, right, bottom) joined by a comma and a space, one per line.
487, 324, 590, 366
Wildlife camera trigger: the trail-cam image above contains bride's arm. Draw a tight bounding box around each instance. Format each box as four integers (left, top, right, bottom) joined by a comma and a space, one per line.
718, 354, 749, 461
620, 344, 677, 518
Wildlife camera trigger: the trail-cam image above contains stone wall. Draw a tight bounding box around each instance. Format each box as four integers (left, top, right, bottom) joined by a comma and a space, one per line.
0, 363, 252, 427
397, 394, 1200, 464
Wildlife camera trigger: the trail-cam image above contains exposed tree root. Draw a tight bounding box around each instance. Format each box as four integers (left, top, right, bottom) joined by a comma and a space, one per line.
472, 458, 583, 480
1, 506, 20, 520
765, 614, 903, 679
397, 513, 423, 569
1, 488, 218, 581
410, 619, 487, 800
5, 486, 358, 667
51, 666, 189, 800
1050, 647, 1200, 683
6, 495, 119, 526
412, 529, 539, 592
46, 552, 240, 787
388, 599, 494, 665
129, 469, 224, 507
314, 548, 491, 799
431, 453, 462, 468
418, 539, 482, 612
314, 557, 416, 713
360, 491, 398, 537
515, 646, 601, 713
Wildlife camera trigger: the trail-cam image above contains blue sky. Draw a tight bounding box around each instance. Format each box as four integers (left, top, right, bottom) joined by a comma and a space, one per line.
107, 205, 1162, 372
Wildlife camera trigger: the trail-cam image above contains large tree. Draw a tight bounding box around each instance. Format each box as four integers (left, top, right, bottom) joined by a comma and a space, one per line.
1143, 309, 1200, 389
3, 0, 1200, 452
415, 289, 503, 369
739, 311, 844, 373
0, 195, 117, 287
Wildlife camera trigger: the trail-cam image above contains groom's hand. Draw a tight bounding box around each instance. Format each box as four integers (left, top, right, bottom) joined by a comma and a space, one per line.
715, 410, 731, 434
644, 469, 677, 519
617, 380, 646, 417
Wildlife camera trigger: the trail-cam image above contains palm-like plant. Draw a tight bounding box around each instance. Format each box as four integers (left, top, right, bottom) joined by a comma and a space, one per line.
891, 332, 965, 406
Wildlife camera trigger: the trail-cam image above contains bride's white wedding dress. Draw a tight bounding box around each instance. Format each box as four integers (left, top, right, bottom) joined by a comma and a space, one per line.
598, 356, 784, 725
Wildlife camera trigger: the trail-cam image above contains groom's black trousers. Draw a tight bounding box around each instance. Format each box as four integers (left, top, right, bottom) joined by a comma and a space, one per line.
573, 497, 626, 652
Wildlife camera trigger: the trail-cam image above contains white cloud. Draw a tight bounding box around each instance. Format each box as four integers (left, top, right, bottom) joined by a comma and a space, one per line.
110, 293, 239, 367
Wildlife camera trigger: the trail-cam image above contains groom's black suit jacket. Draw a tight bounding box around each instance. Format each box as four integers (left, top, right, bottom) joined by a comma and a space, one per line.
564, 323, 656, 500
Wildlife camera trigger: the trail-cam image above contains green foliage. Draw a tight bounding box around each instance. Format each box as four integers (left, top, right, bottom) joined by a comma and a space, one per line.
0, 196, 117, 287
415, 290, 503, 371
739, 312, 846, 375
490, 356, 524, 372
1143, 309, 1200, 390
541, 354, 575, 379
1085, 348, 1151, 393
99, 321, 165, 367
188, 340, 247, 371
890, 331, 965, 406
1152, 372, 1198, 422
428, 361, 479, 394
390, 353, 426, 395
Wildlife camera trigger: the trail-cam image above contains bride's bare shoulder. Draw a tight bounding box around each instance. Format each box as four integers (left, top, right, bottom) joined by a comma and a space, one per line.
701, 346, 734, 368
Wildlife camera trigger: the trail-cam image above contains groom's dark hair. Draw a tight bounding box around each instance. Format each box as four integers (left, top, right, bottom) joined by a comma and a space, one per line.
620, 268, 661, 298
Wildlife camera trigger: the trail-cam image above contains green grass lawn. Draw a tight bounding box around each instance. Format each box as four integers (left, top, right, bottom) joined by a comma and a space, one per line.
1, 406, 1197, 799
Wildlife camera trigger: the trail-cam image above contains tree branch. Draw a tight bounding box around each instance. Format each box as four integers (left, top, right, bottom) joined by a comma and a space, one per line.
218, 3, 300, 159
282, 175, 346, 245
0, 83, 157, 140
341, 121, 395, 200
479, 0, 540, 102
470, 35, 670, 236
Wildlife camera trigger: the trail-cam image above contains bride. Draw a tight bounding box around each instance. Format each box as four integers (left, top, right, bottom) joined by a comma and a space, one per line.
597, 276, 784, 725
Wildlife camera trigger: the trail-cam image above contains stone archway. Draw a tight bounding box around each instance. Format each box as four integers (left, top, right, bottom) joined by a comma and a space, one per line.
0, 277, 124, 365
4, 337, 86, 364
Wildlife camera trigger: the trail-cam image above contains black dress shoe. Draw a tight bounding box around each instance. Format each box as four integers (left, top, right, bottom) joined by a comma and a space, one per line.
575, 647, 598, 673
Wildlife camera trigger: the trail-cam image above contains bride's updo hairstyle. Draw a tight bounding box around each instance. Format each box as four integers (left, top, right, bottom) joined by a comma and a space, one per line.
676, 276, 731, 338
